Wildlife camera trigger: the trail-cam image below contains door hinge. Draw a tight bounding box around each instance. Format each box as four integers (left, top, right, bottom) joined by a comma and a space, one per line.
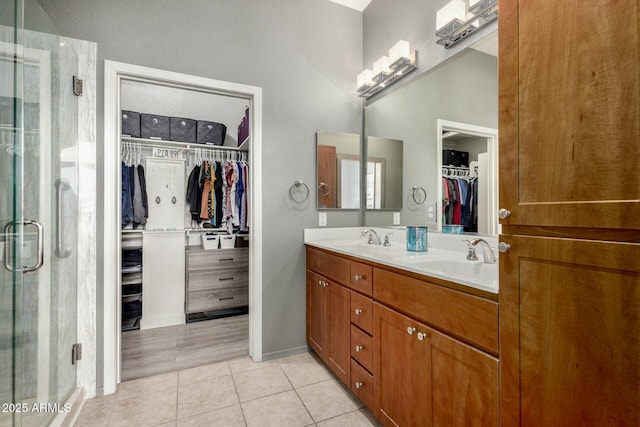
71, 343, 82, 365
73, 75, 83, 96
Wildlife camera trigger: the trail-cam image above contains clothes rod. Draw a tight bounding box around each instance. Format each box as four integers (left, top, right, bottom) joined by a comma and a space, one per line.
120, 136, 248, 152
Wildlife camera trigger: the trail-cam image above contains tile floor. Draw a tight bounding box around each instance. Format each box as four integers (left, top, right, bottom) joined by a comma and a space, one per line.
74, 351, 381, 427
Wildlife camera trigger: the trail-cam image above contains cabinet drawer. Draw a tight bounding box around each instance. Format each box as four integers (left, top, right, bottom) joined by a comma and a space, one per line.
350, 325, 373, 373
374, 268, 498, 354
350, 261, 372, 296
187, 268, 248, 292
306, 247, 350, 285
351, 292, 373, 334
350, 359, 374, 410
187, 248, 248, 270
187, 287, 248, 313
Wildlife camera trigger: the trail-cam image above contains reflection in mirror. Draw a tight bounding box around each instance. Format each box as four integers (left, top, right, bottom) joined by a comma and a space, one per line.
366, 136, 403, 210
316, 131, 360, 209
363, 31, 498, 232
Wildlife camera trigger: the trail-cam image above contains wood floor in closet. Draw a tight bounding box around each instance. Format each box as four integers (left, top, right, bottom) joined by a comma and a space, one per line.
121, 314, 249, 381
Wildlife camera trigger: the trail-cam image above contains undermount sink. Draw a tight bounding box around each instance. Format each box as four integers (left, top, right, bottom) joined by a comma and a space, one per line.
408, 258, 498, 284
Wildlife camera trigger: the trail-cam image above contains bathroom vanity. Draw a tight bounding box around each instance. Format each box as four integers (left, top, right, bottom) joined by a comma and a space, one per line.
305, 228, 499, 426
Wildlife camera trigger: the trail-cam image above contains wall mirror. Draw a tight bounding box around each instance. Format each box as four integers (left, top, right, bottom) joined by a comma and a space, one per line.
316, 130, 361, 209
363, 31, 498, 233
365, 136, 403, 209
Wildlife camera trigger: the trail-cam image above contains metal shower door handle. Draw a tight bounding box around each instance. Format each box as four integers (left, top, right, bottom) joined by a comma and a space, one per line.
3, 220, 45, 273
56, 179, 71, 258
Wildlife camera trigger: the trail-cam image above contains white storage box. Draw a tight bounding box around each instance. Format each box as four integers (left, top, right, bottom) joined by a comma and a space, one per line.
201, 233, 220, 250
219, 234, 236, 249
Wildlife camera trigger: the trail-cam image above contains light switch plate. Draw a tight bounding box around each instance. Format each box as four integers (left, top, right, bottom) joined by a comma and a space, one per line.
393, 212, 401, 225
319, 212, 327, 227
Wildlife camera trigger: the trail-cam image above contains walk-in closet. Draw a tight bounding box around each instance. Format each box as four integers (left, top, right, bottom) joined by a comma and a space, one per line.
116, 74, 253, 381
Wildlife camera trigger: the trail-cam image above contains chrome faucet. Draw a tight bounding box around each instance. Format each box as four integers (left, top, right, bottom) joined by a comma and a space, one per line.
470, 238, 497, 264
362, 229, 381, 245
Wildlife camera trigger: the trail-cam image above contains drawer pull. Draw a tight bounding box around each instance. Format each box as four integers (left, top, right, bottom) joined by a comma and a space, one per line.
355, 381, 363, 389
219, 277, 234, 281
219, 258, 234, 262
417, 332, 427, 341
407, 327, 416, 335
355, 345, 363, 352
354, 274, 364, 281
354, 308, 363, 315
219, 296, 235, 301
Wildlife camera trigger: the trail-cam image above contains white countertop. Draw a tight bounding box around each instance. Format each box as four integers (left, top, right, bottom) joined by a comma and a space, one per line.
304, 227, 498, 294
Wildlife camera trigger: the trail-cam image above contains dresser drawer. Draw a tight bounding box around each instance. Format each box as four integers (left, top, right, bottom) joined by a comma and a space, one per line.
350, 324, 373, 373
373, 268, 499, 354
351, 292, 373, 334
187, 248, 248, 270
350, 261, 372, 296
187, 268, 248, 292
350, 359, 374, 410
186, 287, 248, 313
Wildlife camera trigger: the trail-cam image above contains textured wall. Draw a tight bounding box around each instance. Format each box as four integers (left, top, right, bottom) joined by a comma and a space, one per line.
36, 0, 364, 391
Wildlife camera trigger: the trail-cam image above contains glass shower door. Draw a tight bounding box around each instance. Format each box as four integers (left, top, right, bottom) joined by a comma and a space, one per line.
1, 0, 79, 425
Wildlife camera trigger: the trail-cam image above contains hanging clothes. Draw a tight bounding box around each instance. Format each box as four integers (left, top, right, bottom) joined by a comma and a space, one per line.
213, 161, 224, 227
132, 166, 147, 226
186, 164, 202, 223
122, 162, 134, 226
200, 161, 212, 220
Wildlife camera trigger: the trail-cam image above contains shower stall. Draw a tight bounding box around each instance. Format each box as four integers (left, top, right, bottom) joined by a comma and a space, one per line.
1, 0, 79, 425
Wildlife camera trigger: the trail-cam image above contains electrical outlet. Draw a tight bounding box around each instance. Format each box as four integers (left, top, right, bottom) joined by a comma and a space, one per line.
393, 212, 401, 225
427, 202, 437, 222
319, 212, 327, 227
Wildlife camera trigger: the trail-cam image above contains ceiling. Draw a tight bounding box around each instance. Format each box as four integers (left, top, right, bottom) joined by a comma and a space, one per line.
328, 0, 372, 12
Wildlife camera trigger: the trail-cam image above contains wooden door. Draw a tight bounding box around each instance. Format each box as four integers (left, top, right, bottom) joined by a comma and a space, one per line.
373, 303, 429, 426
317, 144, 337, 208
499, 0, 640, 229
324, 279, 350, 384
499, 235, 640, 426
306, 270, 324, 357
428, 327, 499, 427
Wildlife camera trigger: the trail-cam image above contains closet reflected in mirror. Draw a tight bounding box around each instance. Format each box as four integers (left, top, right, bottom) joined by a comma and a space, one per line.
316, 131, 361, 209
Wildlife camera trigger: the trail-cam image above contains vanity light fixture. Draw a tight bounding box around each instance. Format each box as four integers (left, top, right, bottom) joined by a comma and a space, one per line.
436, 0, 498, 49
357, 40, 417, 98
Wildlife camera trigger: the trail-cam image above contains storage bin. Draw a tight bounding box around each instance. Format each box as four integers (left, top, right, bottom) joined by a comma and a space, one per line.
170, 117, 196, 142
407, 226, 428, 252
121, 110, 141, 137
219, 234, 236, 249
141, 113, 170, 140
201, 233, 220, 250
197, 120, 226, 146
442, 149, 469, 167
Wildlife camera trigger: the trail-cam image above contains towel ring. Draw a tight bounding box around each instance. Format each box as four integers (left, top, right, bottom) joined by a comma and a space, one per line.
411, 186, 427, 205
318, 182, 331, 196
289, 180, 310, 204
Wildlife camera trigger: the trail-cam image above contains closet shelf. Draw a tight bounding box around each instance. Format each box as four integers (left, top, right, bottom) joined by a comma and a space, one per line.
121, 136, 248, 152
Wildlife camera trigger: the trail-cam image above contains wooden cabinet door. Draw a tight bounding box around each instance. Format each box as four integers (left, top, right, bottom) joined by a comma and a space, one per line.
317, 144, 336, 208
499, 235, 640, 426
324, 279, 350, 384
427, 327, 498, 427
373, 303, 430, 426
306, 270, 324, 357
499, 0, 640, 229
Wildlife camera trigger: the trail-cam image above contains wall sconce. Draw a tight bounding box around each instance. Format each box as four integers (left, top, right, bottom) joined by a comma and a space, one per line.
357, 40, 417, 98
436, 0, 497, 49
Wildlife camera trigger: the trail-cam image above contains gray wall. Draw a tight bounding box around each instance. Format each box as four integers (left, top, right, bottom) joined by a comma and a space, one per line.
36, 0, 364, 387
364, 48, 498, 226
363, 0, 497, 104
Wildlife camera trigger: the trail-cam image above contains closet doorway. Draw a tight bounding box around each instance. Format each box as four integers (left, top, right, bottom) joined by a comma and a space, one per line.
103, 61, 263, 393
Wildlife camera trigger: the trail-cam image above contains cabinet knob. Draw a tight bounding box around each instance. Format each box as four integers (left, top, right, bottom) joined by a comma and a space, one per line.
355, 345, 363, 352
407, 327, 416, 335
354, 274, 363, 281
354, 308, 363, 315
318, 280, 322, 286
417, 332, 427, 341
355, 381, 363, 389
498, 242, 511, 253
498, 208, 511, 220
